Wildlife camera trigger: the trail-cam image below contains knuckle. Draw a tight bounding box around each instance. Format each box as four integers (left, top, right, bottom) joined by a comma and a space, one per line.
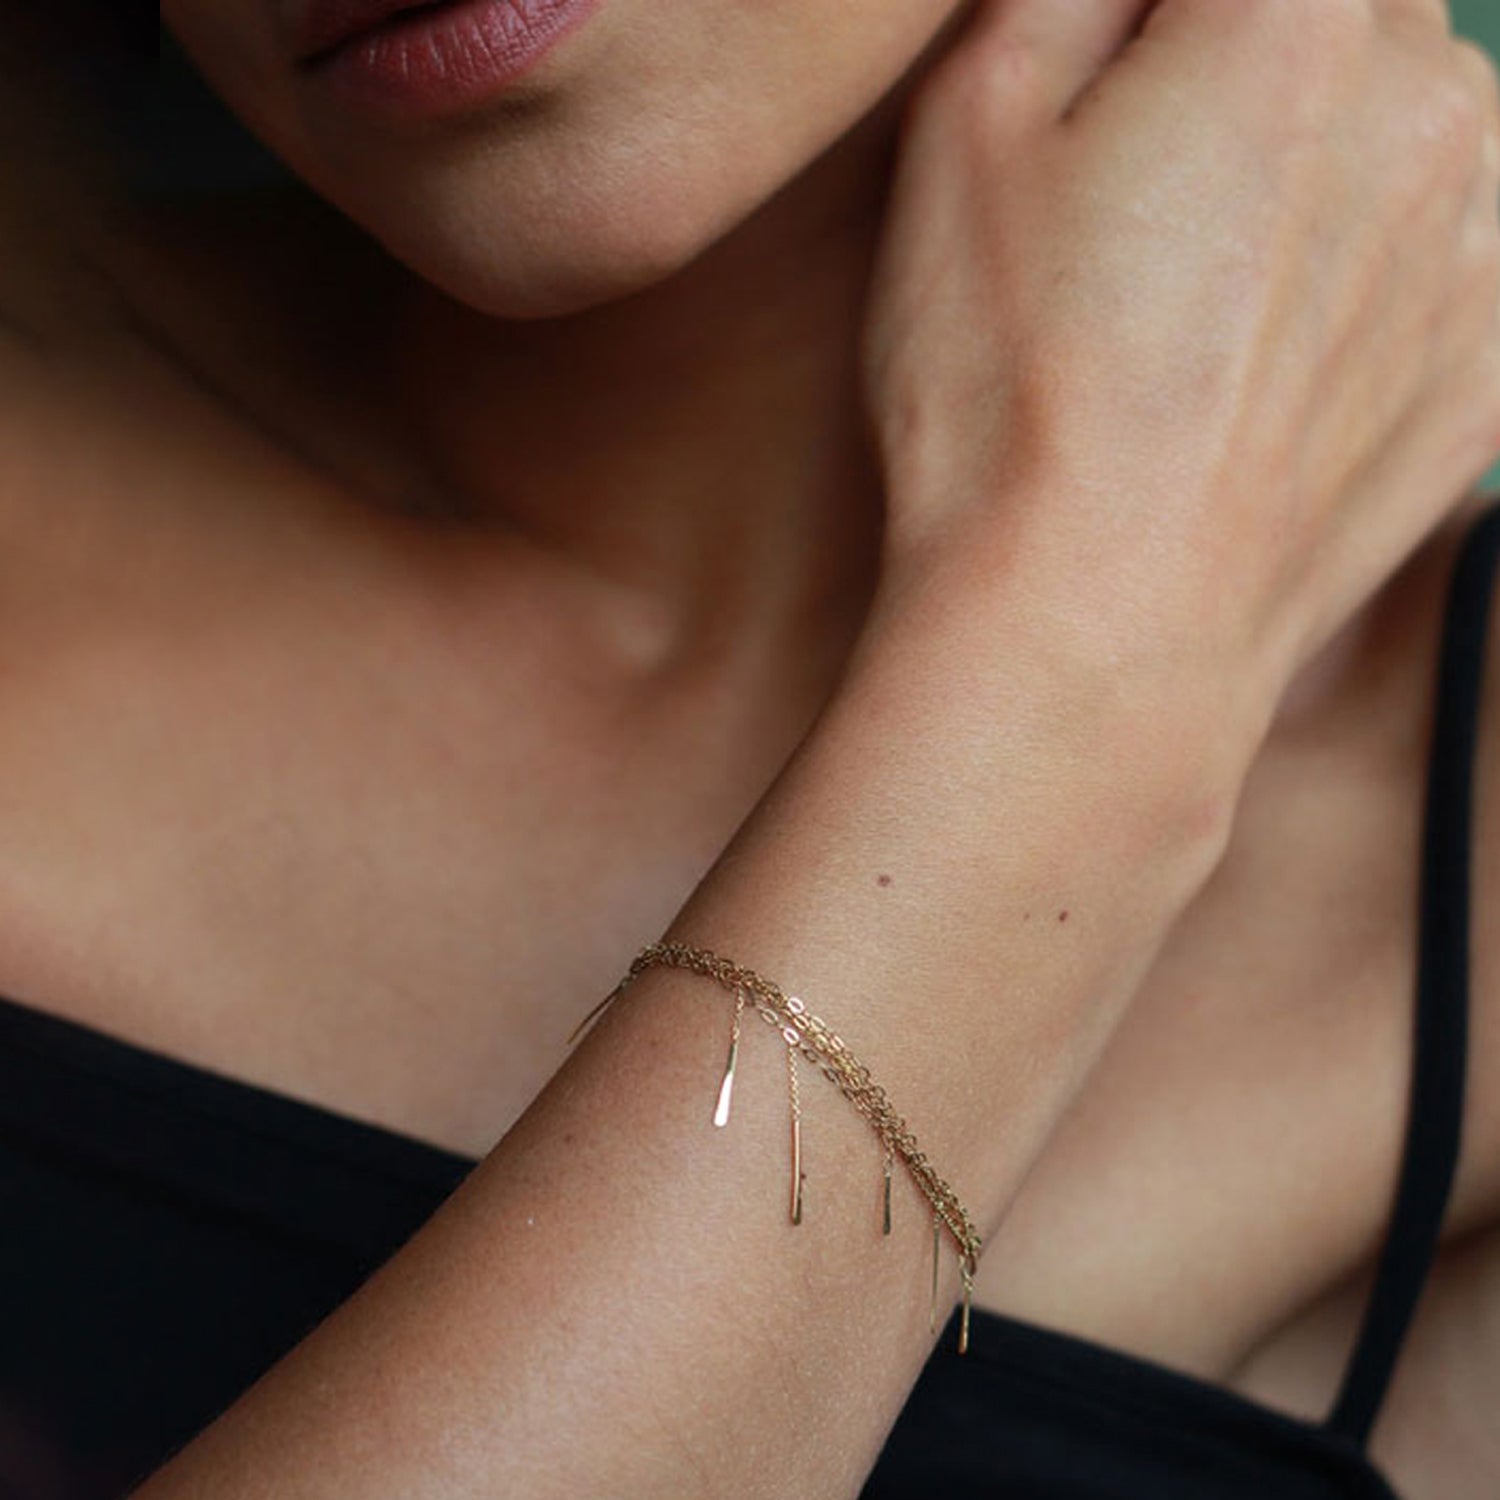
1254, 0, 1370, 98
1262, 0, 1369, 51
1248, 0, 1363, 30
1452, 39, 1500, 137
960, 34, 1049, 116
1448, 198, 1500, 321
1312, 0, 1375, 34
909, 38, 1034, 139
1452, 37, 1500, 99
1422, 49, 1489, 148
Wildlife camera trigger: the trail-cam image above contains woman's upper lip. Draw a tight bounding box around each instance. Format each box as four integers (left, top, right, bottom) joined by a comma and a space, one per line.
291, 0, 452, 65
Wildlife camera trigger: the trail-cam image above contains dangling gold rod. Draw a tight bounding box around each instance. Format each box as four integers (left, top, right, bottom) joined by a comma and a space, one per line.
929, 1212, 941, 1334
787, 1034, 804, 1225
713, 988, 747, 1127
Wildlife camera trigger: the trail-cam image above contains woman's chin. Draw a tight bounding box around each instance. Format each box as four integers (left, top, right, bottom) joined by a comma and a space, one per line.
369, 198, 749, 321
401, 247, 706, 323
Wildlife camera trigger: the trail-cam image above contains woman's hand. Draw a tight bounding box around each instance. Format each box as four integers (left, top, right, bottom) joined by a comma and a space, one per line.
863, 0, 1500, 759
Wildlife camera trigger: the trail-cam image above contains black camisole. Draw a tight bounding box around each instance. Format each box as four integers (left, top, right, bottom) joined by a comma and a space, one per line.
2, 496, 1498, 1499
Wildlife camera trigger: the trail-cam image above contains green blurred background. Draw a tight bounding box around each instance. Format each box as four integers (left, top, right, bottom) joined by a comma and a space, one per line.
1454, 0, 1499, 55
1454, 1, 1500, 489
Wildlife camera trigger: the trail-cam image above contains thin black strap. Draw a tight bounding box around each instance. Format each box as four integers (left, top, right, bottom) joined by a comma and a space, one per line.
1325, 497, 1500, 1445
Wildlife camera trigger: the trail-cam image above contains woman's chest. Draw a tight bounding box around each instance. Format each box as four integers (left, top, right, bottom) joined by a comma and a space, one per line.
3, 659, 1492, 1200
0, 514, 1495, 1498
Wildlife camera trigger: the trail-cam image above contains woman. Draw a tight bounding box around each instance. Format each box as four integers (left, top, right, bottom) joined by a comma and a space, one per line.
1, 0, 1498, 1495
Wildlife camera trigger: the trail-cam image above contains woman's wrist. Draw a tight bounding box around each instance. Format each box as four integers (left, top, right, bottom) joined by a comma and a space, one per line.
664, 572, 1242, 1240
853, 509, 1258, 879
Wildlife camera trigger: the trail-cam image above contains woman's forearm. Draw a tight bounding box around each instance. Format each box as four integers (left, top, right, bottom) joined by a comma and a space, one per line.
128, 541, 1240, 1500
120, 0, 1500, 1489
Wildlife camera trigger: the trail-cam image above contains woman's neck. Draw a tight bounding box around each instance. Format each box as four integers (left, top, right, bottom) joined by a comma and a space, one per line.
380, 97, 904, 680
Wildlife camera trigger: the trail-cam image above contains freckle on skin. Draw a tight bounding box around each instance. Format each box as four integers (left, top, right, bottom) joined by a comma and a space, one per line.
876, 873, 892, 887
1058, 910, 1069, 922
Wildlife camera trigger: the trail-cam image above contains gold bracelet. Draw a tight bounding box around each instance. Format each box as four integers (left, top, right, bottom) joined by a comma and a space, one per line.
565, 940, 983, 1355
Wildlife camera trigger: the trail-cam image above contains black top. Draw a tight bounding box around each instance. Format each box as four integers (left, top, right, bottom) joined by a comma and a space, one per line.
2, 497, 1497, 1500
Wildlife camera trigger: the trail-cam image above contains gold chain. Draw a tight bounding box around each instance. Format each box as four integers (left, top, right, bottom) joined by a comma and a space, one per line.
566, 939, 983, 1353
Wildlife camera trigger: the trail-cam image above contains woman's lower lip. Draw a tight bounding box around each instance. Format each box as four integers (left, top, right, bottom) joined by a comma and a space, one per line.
307, 0, 601, 122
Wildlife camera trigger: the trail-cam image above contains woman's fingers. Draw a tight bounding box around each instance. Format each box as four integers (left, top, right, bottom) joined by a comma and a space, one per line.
945, 0, 1160, 133
866, 0, 1500, 717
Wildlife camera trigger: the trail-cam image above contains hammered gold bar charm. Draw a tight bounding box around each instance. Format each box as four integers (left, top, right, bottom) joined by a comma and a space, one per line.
785, 1030, 804, 1224
713, 987, 747, 1128
958, 1259, 974, 1356
929, 1213, 940, 1334
594, 942, 988, 1361
789, 1111, 803, 1224
563, 979, 627, 1048
713, 1033, 739, 1127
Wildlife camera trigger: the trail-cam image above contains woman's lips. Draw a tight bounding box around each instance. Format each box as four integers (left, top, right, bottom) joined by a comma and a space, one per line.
292, 0, 443, 64
293, 0, 601, 121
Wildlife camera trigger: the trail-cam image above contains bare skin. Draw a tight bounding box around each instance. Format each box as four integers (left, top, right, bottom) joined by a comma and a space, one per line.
2, 3, 1499, 1497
